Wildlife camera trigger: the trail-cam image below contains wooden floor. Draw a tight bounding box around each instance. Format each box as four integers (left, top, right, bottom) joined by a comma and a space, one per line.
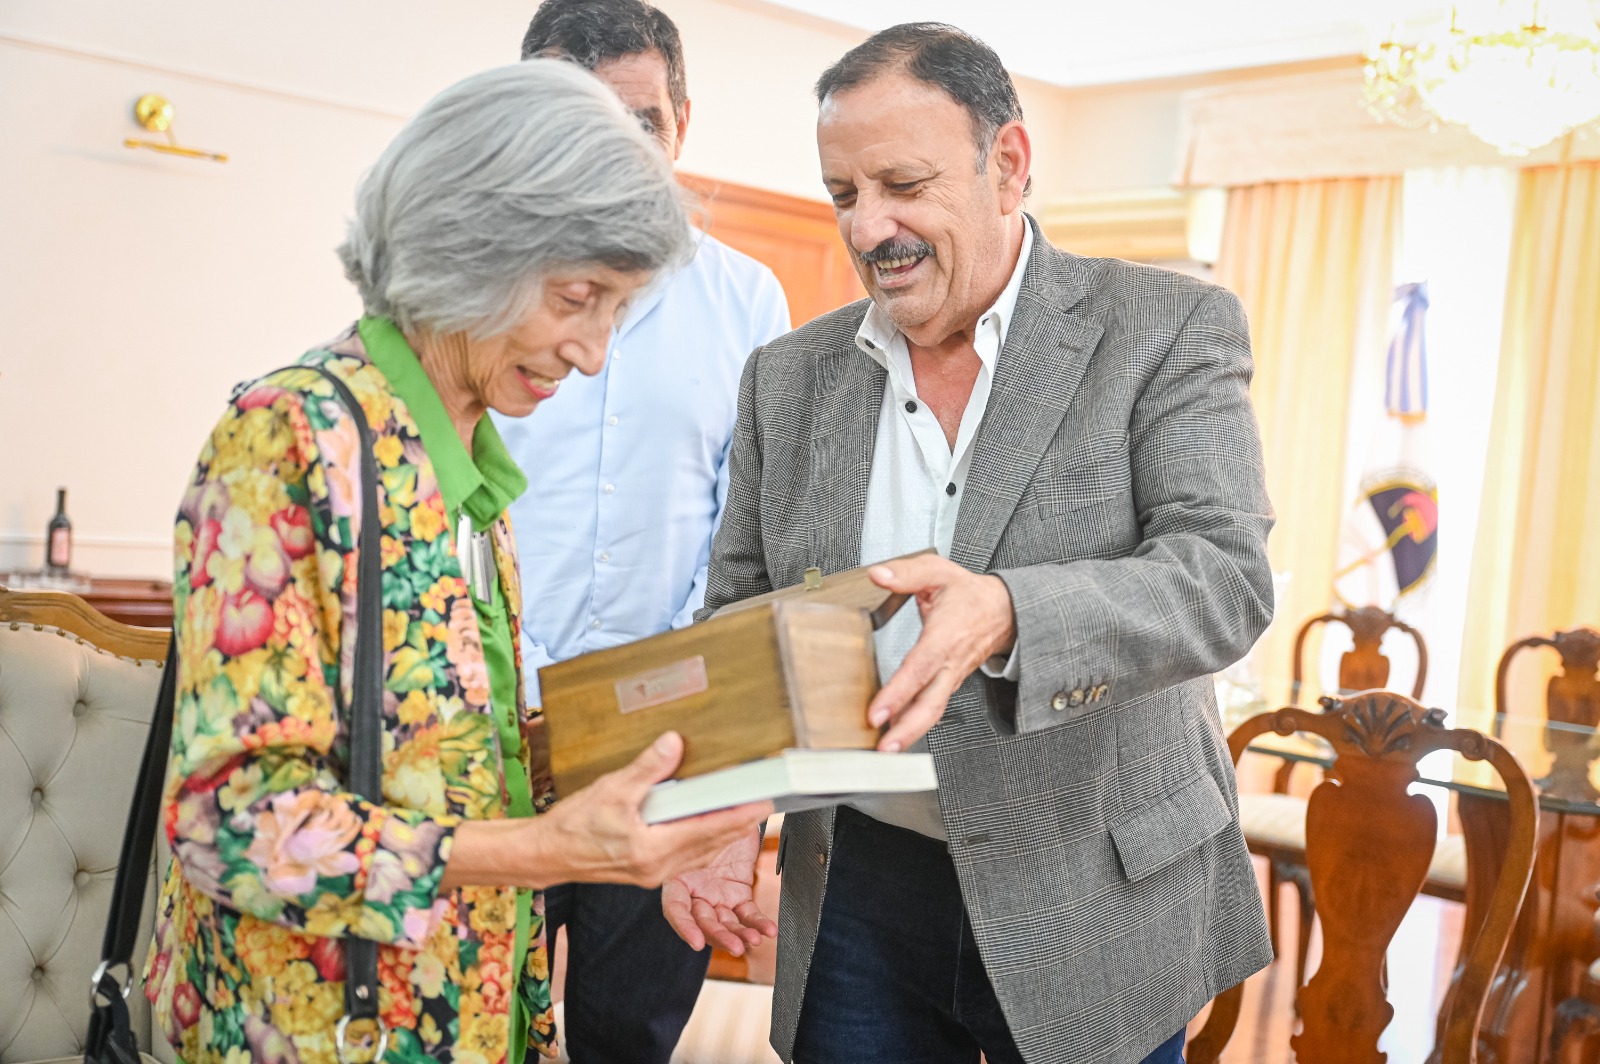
1195, 858, 1467, 1064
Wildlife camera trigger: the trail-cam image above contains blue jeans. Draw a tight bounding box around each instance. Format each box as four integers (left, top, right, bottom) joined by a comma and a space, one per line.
543, 883, 709, 1064
791, 807, 1187, 1064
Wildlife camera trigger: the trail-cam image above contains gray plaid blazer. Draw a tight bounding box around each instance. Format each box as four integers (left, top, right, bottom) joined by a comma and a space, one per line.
700, 221, 1275, 1064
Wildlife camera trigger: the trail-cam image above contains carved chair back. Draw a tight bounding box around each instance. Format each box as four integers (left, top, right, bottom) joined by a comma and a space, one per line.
1495, 626, 1600, 728
1291, 606, 1429, 705
1275, 607, 1430, 794
1190, 692, 1538, 1064
0, 585, 169, 658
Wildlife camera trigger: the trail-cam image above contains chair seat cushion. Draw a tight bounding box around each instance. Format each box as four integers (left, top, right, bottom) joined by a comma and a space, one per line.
1239, 792, 1309, 849
1427, 833, 1466, 889
1240, 792, 1467, 888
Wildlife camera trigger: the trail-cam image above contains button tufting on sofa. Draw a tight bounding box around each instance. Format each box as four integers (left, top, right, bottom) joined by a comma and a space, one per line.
0, 592, 175, 1064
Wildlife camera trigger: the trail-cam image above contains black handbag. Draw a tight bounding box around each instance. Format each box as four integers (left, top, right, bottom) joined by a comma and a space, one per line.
86, 366, 389, 1064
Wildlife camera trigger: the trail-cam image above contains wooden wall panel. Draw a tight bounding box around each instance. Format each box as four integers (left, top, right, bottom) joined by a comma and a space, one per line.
682, 174, 866, 329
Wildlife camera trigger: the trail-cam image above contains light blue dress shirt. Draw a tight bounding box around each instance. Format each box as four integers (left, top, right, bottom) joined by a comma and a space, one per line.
496, 231, 790, 704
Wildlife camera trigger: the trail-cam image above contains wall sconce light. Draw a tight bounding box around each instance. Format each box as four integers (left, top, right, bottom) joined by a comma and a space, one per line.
123, 93, 228, 163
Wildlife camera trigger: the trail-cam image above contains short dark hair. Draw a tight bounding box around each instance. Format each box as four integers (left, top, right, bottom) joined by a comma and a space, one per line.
520, 0, 687, 116
816, 23, 1027, 190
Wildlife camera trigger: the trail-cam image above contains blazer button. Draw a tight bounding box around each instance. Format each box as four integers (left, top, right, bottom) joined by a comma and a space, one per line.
1051, 691, 1069, 712
815, 844, 827, 868
1069, 689, 1085, 707
1096, 683, 1110, 700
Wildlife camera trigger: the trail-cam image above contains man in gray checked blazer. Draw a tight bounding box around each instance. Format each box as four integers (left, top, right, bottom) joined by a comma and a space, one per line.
662, 23, 1274, 1064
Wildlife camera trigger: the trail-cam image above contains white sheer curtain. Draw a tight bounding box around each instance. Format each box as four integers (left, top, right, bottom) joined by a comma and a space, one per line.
1324, 167, 1517, 716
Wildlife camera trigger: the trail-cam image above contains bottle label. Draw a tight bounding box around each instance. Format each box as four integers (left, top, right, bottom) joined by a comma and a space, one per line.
48, 528, 71, 570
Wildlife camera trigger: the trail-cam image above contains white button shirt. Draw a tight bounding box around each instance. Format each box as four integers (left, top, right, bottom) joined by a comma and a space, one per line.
852, 221, 1034, 839
497, 231, 790, 703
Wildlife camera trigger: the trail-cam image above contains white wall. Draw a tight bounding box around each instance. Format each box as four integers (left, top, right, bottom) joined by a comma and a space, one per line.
0, 0, 1175, 579
0, 1, 537, 578
657, 0, 1091, 204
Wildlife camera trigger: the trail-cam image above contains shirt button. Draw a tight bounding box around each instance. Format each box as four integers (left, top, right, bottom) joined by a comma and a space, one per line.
589, 619, 602, 630
603, 484, 616, 495
598, 551, 611, 562
612, 350, 623, 361
945, 482, 957, 497
905, 400, 918, 413
607, 416, 619, 426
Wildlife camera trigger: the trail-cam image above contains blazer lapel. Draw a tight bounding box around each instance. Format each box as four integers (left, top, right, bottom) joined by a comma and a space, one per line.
950, 238, 1104, 573
807, 342, 886, 577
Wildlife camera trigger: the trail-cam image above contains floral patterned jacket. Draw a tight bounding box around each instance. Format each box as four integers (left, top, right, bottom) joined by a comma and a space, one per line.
143, 329, 555, 1064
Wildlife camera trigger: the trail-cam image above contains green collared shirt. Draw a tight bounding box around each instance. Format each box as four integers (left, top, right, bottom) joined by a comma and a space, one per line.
358, 316, 537, 1053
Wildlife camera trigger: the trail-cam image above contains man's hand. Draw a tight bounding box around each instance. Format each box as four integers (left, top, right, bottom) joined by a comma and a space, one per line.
662, 829, 777, 955
866, 555, 1016, 752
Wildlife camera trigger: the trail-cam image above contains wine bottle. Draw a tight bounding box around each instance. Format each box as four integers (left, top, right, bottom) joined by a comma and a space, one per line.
45, 488, 72, 574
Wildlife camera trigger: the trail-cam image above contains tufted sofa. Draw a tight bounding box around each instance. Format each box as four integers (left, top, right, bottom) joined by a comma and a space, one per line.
0, 588, 173, 1064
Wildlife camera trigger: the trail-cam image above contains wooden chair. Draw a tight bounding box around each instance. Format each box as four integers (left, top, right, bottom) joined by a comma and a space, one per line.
1191, 692, 1538, 1064
1241, 607, 1438, 993
1495, 626, 1600, 726
1494, 626, 1600, 799
1516, 628, 1600, 1064
1287, 606, 1430, 707
1551, 902, 1600, 1063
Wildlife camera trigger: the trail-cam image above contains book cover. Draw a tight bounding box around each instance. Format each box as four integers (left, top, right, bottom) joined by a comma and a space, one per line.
641, 749, 937, 823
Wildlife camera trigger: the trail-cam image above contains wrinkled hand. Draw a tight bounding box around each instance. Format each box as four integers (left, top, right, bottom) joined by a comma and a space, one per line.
538, 732, 772, 888
866, 555, 1016, 751
662, 829, 776, 955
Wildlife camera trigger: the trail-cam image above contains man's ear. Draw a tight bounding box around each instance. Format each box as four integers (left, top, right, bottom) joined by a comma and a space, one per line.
992, 121, 1031, 212
673, 97, 692, 162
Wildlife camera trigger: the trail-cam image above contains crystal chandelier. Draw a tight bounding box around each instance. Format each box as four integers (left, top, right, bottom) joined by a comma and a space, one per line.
1364, 0, 1600, 155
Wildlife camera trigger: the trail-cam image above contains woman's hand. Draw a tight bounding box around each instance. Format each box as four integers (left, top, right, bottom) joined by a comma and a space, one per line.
662, 830, 775, 955
439, 732, 771, 892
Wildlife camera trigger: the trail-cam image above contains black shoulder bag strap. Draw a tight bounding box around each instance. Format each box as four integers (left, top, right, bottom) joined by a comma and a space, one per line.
85, 363, 388, 1064
314, 367, 389, 1064
84, 633, 176, 1064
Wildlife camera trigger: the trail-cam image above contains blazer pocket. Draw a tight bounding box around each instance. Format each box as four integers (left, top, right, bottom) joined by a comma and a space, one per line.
1109, 772, 1232, 882
1033, 429, 1132, 515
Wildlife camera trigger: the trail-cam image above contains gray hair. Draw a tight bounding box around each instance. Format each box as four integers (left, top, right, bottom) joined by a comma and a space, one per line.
816, 23, 1032, 197
338, 59, 691, 338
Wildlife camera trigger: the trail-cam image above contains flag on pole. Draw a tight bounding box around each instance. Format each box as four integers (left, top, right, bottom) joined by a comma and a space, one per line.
1333, 282, 1439, 615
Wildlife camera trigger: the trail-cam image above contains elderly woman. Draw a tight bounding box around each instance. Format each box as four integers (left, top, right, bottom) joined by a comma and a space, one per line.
141, 60, 767, 1064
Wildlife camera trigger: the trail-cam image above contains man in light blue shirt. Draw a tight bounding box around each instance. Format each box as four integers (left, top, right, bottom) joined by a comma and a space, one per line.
499, 3, 790, 1061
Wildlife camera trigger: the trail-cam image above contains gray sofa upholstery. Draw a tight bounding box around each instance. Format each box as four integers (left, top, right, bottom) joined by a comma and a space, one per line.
0, 611, 173, 1064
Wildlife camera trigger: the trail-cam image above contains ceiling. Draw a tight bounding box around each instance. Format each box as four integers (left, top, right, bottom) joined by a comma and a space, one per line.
758, 0, 1600, 87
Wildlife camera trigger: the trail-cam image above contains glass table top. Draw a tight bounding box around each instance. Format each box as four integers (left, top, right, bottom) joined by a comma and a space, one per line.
1227, 701, 1600, 817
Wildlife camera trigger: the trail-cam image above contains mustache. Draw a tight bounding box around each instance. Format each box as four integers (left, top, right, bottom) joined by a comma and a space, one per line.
858, 238, 934, 265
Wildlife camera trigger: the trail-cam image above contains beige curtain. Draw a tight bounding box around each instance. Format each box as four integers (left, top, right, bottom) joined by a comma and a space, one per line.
1215, 178, 1402, 704
1457, 162, 1600, 731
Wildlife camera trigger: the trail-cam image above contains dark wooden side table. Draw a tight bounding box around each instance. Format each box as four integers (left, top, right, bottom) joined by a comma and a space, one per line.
80, 577, 174, 629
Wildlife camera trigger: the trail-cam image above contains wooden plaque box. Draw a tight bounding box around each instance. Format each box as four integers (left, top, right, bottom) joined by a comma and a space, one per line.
537, 557, 920, 796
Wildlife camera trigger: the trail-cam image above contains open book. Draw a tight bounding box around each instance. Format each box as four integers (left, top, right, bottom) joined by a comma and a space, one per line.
641, 749, 938, 824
